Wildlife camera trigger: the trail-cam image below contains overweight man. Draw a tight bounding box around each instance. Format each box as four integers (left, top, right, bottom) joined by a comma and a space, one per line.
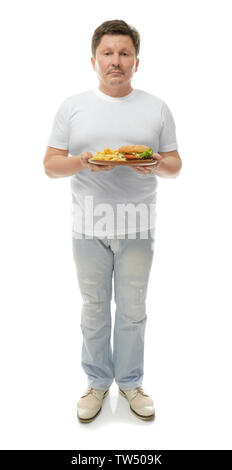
43, 19, 182, 423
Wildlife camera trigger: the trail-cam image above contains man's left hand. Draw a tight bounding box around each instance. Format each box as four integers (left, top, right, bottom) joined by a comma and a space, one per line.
130, 153, 163, 174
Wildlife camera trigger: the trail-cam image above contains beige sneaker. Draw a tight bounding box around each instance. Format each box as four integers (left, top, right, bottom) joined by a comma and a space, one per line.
77, 387, 109, 423
119, 386, 155, 421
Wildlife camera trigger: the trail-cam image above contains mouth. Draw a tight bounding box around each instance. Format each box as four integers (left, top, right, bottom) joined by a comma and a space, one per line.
109, 71, 122, 74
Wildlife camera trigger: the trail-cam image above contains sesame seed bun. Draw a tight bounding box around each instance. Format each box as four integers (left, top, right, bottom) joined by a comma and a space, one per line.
118, 145, 150, 153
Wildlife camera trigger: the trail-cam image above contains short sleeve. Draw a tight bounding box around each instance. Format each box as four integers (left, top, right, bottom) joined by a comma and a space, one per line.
47, 98, 70, 150
158, 101, 178, 152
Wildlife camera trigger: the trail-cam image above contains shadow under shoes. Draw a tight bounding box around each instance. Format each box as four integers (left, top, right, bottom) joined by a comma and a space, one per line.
77, 387, 109, 423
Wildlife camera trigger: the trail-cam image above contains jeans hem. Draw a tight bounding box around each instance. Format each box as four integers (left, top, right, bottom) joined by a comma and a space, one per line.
88, 382, 113, 391
116, 382, 143, 391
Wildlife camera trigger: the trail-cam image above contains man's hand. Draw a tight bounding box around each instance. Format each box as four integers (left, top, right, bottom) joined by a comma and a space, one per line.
80, 151, 115, 172
131, 151, 182, 177
130, 153, 163, 174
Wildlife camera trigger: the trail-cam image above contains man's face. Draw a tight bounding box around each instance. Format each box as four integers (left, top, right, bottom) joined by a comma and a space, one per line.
91, 34, 139, 92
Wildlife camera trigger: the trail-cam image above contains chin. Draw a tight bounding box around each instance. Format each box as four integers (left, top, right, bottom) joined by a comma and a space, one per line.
109, 76, 124, 82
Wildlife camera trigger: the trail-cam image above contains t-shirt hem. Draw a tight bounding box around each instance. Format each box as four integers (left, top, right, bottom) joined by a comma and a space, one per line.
47, 142, 68, 150
72, 225, 155, 239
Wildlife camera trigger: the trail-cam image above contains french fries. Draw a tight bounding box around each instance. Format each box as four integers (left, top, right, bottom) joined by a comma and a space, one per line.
91, 148, 126, 161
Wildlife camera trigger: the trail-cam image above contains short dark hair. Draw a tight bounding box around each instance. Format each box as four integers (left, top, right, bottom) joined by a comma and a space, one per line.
91, 19, 140, 58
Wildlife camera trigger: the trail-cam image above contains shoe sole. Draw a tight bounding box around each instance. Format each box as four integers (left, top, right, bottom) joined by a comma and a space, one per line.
119, 388, 155, 421
77, 389, 109, 423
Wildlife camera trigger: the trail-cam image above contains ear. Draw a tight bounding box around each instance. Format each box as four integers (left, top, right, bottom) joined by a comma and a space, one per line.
91, 57, 95, 71
135, 57, 139, 72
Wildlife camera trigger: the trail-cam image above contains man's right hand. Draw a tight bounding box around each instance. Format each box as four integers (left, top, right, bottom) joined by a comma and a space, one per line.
80, 151, 115, 172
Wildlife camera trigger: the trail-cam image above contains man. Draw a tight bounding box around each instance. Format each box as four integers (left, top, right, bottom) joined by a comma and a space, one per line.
43, 19, 182, 424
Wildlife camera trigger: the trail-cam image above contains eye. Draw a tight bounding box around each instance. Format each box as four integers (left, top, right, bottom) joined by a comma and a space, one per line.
104, 52, 128, 56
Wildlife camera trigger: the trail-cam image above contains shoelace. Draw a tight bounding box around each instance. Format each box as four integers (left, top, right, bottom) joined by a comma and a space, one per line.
128, 387, 149, 401
80, 387, 103, 402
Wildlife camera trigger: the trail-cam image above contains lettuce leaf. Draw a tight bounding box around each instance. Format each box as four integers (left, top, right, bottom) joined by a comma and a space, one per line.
135, 148, 153, 157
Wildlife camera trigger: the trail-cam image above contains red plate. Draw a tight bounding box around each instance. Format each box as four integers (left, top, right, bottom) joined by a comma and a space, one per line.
88, 158, 158, 166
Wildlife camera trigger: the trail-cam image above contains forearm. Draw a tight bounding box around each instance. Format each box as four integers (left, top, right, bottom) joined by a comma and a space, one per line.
155, 156, 182, 178
45, 155, 83, 178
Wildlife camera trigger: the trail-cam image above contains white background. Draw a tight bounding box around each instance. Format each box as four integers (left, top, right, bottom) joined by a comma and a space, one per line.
0, 0, 231, 451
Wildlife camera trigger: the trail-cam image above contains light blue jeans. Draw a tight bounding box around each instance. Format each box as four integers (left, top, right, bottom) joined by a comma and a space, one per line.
72, 228, 155, 391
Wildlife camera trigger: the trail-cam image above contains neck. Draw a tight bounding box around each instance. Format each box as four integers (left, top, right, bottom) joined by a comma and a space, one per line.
98, 84, 133, 98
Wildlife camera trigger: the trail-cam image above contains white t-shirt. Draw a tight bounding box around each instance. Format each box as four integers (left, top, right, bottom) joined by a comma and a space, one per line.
47, 87, 178, 238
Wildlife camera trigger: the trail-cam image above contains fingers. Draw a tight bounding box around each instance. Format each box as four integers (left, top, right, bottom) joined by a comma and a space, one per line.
80, 152, 93, 169
133, 166, 149, 171
83, 152, 93, 160
132, 166, 153, 174
152, 153, 162, 160
87, 164, 114, 172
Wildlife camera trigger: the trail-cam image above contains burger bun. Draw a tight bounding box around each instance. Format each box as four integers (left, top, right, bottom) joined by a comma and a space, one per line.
118, 145, 150, 153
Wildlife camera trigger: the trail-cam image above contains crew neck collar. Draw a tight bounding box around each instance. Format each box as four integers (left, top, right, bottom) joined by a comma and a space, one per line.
93, 87, 136, 102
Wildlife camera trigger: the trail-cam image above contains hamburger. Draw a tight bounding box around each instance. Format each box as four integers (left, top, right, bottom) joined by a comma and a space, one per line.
117, 145, 154, 162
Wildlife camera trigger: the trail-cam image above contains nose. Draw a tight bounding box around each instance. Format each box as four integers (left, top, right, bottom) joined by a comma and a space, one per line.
111, 54, 121, 67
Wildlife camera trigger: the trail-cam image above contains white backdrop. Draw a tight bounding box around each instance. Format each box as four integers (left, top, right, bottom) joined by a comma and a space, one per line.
0, 0, 231, 450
